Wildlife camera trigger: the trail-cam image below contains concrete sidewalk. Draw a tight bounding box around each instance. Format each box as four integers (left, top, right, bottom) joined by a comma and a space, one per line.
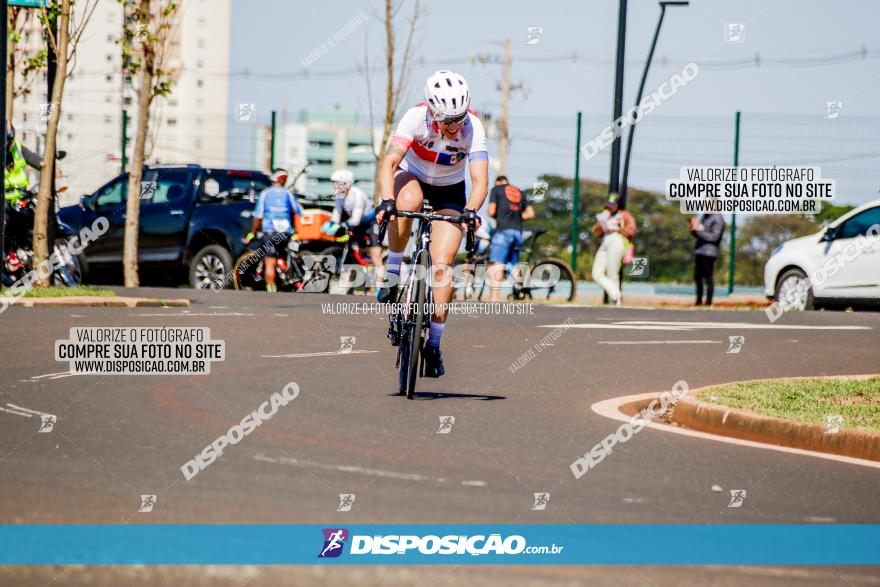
14, 296, 190, 308
583, 292, 771, 309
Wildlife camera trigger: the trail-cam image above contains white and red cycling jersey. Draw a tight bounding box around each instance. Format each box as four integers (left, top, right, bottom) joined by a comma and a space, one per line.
390, 103, 489, 186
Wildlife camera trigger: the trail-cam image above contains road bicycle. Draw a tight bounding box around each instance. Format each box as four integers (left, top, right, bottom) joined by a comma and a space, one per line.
231, 232, 333, 293
379, 204, 476, 399
458, 227, 577, 303
316, 223, 386, 295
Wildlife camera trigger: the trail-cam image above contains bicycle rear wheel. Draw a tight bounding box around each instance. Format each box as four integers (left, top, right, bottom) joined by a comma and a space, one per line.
526, 257, 577, 302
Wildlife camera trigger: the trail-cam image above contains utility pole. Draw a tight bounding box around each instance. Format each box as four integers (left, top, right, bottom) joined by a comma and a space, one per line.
270, 110, 277, 171
620, 1, 688, 208
474, 40, 525, 177
728, 111, 741, 295
571, 111, 582, 273
121, 109, 129, 173
497, 38, 511, 176
608, 0, 627, 197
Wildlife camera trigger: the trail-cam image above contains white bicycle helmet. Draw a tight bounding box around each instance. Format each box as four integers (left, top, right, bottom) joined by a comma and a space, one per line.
331, 169, 354, 189
424, 70, 470, 121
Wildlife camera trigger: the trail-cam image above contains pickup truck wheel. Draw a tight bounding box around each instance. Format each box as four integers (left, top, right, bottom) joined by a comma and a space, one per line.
775, 268, 814, 311
189, 245, 232, 290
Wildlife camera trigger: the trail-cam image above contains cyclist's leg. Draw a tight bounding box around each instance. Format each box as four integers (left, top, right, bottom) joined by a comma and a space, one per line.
263, 233, 289, 293
380, 170, 423, 295
389, 170, 423, 250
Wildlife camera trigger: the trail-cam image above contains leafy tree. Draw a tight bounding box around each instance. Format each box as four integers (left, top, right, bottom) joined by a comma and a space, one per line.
734, 215, 818, 286
31, 0, 99, 287
118, 0, 179, 287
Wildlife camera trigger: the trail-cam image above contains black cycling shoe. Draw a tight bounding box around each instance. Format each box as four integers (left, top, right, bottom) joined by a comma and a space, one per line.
387, 315, 401, 346
376, 284, 398, 304
422, 346, 445, 378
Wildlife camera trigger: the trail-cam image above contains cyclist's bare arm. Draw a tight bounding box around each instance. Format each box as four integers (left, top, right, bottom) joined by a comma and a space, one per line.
376, 143, 409, 221
522, 204, 536, 220
466, 159, 489, 212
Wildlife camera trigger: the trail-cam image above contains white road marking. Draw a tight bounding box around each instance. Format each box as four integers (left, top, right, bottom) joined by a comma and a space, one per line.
133, 312, 255, 317
598, 340, 721, 345
28, 370, 70, 380
261, 350, 378, 359
591, 392, 880, 469
6, 403, 53, 417
254, 454, 448, 483
542, 320, 870, 331
254, 453, 487, 487
24, 371, 79, 382
46, 373, 79, 380
0, 405, 33, 418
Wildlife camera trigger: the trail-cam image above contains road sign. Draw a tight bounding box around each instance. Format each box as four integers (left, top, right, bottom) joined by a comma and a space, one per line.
9, 0, 47, 7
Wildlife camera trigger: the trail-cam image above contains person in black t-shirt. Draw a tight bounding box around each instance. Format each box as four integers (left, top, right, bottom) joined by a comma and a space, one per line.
486, 176, 534, 302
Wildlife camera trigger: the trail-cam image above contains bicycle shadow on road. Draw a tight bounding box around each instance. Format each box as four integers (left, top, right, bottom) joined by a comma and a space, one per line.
390, 391, 506, 401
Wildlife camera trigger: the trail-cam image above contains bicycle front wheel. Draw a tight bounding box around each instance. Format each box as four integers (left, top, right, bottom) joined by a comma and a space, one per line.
232, 251, 263, 290
401, 250, 428, 399
526, 257, 577, 303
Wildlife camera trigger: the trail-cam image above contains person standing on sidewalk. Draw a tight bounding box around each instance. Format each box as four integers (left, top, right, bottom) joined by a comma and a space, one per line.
486, 175, 534, 302
689, 212, 725, 306
591, 193, 636, 306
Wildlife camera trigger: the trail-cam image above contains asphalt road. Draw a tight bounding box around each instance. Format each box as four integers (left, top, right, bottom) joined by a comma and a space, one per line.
1, 288, 878, 586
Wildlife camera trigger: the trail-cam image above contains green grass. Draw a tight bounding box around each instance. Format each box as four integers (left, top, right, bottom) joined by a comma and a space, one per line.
698, 377, 880, 433
2, 285, 116, 298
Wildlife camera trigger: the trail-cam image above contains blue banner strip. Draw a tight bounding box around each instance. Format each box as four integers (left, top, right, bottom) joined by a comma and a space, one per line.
1, 525, 878, 564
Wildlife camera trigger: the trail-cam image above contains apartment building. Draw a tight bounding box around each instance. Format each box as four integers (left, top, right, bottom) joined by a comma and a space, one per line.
9, 0, 231, 206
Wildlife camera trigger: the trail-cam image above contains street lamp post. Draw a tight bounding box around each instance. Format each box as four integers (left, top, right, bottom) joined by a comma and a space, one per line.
619, 1, 688, 209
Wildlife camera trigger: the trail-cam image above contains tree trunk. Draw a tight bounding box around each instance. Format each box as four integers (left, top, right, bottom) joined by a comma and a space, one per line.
373, 0, 394, 201
123, 0, 155, 288
32, 0, 71, 287
5, 9, 16, 121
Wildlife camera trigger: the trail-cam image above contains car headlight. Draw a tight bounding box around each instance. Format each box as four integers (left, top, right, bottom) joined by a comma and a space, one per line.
771, 244, 784, 256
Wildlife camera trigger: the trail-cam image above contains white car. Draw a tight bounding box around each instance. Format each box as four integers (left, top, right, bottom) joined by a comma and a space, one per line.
763, 199, 880, 310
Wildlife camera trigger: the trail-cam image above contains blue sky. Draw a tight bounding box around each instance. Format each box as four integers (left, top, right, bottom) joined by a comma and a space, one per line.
227, 0, 880, 205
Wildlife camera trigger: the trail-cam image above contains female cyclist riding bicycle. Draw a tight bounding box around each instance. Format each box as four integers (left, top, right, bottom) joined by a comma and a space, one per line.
375, 70, 489, 378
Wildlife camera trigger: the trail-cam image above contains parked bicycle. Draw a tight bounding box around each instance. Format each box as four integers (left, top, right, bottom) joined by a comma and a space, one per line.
380, 204, 476, 399
458, 227, 576, 303
231, 232, 333, 293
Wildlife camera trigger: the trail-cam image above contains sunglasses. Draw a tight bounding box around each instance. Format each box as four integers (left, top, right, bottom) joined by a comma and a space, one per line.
439, 113, 467, 126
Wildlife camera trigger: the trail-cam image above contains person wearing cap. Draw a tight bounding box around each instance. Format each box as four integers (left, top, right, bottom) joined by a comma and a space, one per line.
591, 193, 637, 305
246, 168, 303, 293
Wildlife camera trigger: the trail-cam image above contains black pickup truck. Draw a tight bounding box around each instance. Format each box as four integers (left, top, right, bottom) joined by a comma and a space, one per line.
58, 165, 273, 289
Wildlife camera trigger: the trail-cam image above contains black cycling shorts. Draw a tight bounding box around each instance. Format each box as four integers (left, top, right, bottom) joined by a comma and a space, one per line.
350, 220, 380, 248
418, 180, 466, 213
261, 233, 290, 259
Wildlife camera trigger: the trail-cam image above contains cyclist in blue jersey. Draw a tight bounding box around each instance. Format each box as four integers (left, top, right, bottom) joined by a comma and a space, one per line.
246, 168, 303, 293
